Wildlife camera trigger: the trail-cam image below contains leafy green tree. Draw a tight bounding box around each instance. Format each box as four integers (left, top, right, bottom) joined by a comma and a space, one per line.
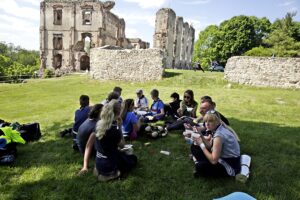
193, 25, 220, 69
193, 15, 271, 67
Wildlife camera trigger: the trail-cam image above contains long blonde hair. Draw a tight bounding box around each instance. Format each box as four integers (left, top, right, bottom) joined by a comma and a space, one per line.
204, 112, 240, 142
96, 99, 120, 139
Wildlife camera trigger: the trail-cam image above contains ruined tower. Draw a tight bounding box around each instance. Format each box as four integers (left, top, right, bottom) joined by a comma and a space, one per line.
153, 8, 195, 69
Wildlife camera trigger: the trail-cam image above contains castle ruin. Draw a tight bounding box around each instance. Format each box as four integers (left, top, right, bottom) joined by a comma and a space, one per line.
40, 0, 148, 73
153, 8, 195, 69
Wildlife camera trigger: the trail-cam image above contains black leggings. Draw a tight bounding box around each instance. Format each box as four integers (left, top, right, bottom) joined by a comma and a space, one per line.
191, 144, 229, 177
166, 117, 195, 131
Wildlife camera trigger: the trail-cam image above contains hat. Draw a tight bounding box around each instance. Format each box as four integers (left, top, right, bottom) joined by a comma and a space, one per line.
136, 89, 143, 94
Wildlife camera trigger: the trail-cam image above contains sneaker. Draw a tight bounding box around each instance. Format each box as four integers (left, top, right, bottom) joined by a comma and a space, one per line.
60, 129, 68, 137
98, 170, 121, 182
161, 128, 168, 137
72, 143, 79, 151
193, 171, 200, 178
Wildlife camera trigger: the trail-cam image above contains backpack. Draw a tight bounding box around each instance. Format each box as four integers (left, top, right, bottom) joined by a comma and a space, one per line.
18, 123, 41, 142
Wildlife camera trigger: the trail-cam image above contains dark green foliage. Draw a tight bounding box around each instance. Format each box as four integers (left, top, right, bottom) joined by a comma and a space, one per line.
0, 42, 40, 82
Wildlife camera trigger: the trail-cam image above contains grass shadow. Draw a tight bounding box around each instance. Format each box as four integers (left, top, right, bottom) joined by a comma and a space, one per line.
163, 71, 182, 78
1, 119, 300, 200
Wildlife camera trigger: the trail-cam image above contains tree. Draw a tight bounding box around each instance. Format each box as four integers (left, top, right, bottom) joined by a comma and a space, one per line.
193, 25, 220, 69
193, 15, 271, 67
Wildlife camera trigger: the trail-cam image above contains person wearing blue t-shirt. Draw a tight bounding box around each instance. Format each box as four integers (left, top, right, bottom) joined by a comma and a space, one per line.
120, 99, 140, 140
143, 89, 165, 123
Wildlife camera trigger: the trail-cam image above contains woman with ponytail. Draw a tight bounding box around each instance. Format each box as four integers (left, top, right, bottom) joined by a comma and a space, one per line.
94, 100, 137, 181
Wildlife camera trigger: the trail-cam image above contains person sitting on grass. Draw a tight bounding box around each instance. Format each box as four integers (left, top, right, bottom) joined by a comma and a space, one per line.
164, 92, 181, 120
113, 86, 123, 104
100, 91, 120, 106
76, 104, 103, 154
121, 99, 141, 140
60, 95, 90, 138
191, 111, 240, 178
94, 100, 137, 181
78, 97, 118, 176
134, 89, 148, 111
142, 89, 165, 123
165, 90, 198, 131
71, 95, 90, 150
194, 96, 230, 126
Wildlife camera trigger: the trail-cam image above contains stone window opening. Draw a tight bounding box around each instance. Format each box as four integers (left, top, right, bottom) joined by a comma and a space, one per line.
82, 33, 92, 54
53, 9, 62, 25
53, 34, 63, 50
82, 10, 92, 25
53, 54, 62, 69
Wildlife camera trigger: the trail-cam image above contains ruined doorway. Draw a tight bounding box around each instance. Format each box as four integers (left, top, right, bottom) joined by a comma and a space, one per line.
80, 55, 90, 71
53, 54, 62, 69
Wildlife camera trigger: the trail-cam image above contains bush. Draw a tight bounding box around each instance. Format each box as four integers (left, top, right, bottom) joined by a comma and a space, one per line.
42, 69, 54, 78
244, 46, 274, 57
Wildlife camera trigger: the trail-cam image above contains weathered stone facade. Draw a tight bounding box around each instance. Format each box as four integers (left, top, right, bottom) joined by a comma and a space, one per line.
225, 56, 300, 89
90, 47, 165, 82
40, 0, 148, 74
153, 8, 195, 69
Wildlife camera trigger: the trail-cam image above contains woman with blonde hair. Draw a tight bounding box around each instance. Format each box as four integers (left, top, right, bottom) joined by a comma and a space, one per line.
191, 111, 240, 177
94, 100, 137, 181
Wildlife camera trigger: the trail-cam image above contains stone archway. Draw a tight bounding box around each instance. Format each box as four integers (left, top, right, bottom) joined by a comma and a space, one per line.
53, 54, 62, 69
80, 55, 90, 71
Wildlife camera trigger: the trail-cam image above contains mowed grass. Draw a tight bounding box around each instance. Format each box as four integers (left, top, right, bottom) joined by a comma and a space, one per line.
0, 70, 299, 200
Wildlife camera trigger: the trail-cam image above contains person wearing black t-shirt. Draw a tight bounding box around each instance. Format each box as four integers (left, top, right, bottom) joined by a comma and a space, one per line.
94, 100, 137, 182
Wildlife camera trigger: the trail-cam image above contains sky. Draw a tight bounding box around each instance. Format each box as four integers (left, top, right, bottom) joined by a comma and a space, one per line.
0, 0, 299, 50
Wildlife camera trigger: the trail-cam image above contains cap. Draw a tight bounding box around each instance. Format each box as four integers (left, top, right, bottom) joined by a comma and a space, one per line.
136, 89, 143, 94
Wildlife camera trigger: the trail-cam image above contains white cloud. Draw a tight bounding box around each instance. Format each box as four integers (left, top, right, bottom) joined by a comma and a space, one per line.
114, 10, 156, 27
178, 0, 211, 5
278, 1, 295, 7
125, 27, 139, 38
122, 0, 169, 9
22, 0, 41, 7
0, 14, 39, 49
0, 0, 40, 21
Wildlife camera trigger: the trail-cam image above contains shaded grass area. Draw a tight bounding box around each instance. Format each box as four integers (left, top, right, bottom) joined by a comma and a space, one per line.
0, 70, 300, 200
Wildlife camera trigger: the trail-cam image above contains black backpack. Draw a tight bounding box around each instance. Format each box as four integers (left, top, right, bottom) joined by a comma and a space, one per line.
18, 123, 41, 142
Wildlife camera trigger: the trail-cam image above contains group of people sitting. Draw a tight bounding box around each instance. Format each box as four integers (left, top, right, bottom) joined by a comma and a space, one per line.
65, 86, 241, 181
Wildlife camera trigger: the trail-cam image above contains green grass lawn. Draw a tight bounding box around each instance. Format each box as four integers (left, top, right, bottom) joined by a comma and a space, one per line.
0, 70, 299, 200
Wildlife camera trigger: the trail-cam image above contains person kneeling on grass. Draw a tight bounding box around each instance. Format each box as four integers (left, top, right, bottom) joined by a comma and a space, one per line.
94, 100, 137, 181
191, 111, 240, 178
121, 99, 141, 140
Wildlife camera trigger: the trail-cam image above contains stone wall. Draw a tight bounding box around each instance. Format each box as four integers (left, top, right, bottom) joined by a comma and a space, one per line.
90, 47, 165, 82
153, 8, 195, 69
225, 56, 300, 89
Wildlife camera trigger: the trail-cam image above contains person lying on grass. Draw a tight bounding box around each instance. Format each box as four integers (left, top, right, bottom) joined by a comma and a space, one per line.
190, 111, 240, 178
94, 100, 137, 181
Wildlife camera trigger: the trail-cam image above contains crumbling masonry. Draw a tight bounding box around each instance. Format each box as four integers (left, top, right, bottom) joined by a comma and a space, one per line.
153, 8, 195, 69
40, 0, 148, 73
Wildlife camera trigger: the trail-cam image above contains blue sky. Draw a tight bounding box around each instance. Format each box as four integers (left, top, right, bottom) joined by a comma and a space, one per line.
0, 0, 299, 50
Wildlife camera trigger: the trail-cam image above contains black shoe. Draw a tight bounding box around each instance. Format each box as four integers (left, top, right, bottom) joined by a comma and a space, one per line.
72, 143, 79, 151
193, 171, 200, 178
60, 129, 69, 137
